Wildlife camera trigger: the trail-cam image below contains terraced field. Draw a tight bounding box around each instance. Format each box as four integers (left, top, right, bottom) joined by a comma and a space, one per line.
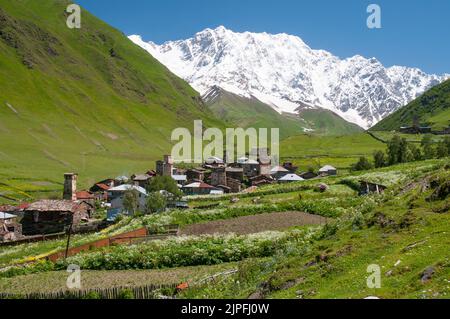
180, 211, 328, 236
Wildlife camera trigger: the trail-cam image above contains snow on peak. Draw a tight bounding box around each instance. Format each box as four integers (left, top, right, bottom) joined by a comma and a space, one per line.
129, 27, 449, 129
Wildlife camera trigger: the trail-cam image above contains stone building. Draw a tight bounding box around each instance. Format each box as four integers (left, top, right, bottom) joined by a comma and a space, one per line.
0, 212, 22, 242
210, 167, 227, 187
21, 200, 93, 236
156, 155, 174, 177
186, 168, 207, 182
63, 173, 78, 201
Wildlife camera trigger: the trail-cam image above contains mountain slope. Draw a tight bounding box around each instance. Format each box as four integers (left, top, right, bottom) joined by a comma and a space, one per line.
203, 86, 304, 139
203, 86, 362, 138
0, 0, 223, 203
371, 79, 450, 131
130, 27, 449, 129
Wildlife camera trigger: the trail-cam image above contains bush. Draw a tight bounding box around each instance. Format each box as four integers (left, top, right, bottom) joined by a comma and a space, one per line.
118, 289, 134, 299
145, 192, 167, 214
351, 212, 365, 230
351, 156, 373, 171
316, 222, 338, 240
147, 176, 182, 198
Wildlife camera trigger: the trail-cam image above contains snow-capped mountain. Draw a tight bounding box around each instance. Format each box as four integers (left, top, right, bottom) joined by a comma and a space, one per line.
129, 26, 449, 129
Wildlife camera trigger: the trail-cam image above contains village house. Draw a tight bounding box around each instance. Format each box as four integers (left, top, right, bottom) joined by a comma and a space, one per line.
89, 178, 116, 201
226, 177, 242, 193
210, 167, 227, 186
319, 165, 337, 176
107, 185, 148, 219
226, 167, 244, 182
131, 174, 152, 188
250, 175, 275, 187
172, 174, 187, 187
359, 181, 387, 195
21, 200, 93, 236
186, 168, 207, 182
0, 203, 29, 219
0, 212, 22, 242
271, 165, 290, 180
239, 158, 260, 178
75, 191, 96, 207
278, 174, 304, 183
204, 156, 225, 168
182, 182, 220, 196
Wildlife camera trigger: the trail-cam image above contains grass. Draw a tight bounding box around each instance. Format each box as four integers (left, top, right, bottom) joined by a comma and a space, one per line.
280, 132, 386, 172
178, 160, 450, 299
0, 0, 223, 204
369, 131, 446, 144
206, 87, 362, 139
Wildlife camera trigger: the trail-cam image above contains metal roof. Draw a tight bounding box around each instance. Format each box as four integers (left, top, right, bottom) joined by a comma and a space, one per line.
0, 212, 16, 219
278, 174, 304, 181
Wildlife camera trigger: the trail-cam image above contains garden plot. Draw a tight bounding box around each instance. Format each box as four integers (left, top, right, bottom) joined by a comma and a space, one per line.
180, 211, 328, 236
0, 264, 237, 295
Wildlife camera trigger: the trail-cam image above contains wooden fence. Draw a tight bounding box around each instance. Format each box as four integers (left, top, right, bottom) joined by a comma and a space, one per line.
45, 224, 180, 263
45, 227, 150, 262
0, 283, 178, 300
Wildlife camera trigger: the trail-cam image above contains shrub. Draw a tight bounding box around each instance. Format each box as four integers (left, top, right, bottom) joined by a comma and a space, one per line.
351, 156, 373, 171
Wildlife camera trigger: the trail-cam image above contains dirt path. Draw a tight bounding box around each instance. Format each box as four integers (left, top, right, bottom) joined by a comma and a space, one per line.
180, 211, 328, 236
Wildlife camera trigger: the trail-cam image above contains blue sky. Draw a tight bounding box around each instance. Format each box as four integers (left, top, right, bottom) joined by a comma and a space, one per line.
76, 0, 450, 74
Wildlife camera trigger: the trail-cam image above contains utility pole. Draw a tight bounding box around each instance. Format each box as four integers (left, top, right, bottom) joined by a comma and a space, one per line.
65, 221, 74, 260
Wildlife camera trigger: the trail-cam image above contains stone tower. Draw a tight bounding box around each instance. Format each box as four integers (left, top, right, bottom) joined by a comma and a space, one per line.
156, 155, 174, 176
63, 173, 78, 201
164, 155, 174, 176
210, 167, 227, 186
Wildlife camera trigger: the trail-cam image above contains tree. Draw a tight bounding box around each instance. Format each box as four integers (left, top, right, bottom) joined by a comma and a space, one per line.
436, 140, 449, 158
351, 156, 373, 171
145, 192, 167, 214
408, 143, 423, 161
421, 134, 436, 159
123, 189, 139, 215
373, 150, 387, 168
436, 136, 450, 158
387, 135, 409, 165
444, 136, 450, 152
387, 135, 402, 165
147, 176, 182, 198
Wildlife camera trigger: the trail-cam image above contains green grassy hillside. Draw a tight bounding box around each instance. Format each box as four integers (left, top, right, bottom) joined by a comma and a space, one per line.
298, 108, 363, 135
0, 0, 223, 203
204, 86, 362, 139
371, 79, 450, 131
280, 133, 386, 172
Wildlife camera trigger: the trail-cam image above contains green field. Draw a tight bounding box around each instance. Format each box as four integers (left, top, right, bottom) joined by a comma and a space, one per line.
280, 132, 386, 172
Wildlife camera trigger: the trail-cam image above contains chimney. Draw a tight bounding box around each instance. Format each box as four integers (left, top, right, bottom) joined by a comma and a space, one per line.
63, 173, 78, 201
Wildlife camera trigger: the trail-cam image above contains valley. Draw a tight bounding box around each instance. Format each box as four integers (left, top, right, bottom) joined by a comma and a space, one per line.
0, 0, 449, 302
